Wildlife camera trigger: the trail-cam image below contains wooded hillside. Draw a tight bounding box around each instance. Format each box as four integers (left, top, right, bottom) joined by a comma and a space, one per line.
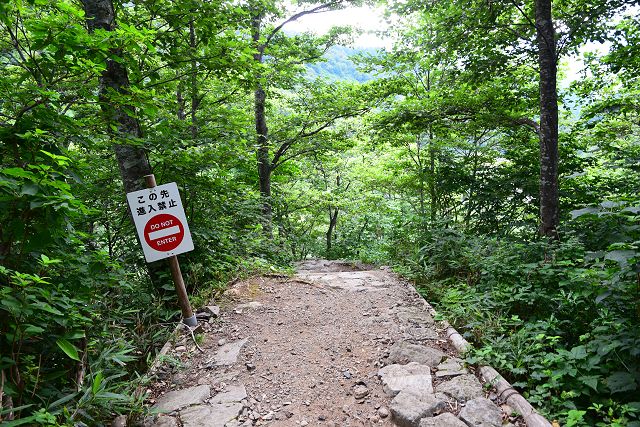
1, 0, 638, 425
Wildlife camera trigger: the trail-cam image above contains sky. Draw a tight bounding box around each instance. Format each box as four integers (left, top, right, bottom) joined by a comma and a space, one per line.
285, 5, 391, 48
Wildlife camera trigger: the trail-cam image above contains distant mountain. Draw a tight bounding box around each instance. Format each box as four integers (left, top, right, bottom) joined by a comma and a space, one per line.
306, 46, 380, 83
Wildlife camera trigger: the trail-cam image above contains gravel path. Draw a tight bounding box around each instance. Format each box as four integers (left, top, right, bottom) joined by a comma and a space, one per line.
141, 260, 512, 427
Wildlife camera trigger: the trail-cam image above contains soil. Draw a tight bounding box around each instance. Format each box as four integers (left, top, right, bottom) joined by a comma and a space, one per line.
147, 260, 461, 426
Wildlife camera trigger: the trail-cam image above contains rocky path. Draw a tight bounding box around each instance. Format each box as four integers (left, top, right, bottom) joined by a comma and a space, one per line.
141, 260, 516, 427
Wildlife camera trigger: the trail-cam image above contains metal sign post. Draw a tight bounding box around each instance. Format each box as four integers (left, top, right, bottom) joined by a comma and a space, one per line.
126, 174, 197, 327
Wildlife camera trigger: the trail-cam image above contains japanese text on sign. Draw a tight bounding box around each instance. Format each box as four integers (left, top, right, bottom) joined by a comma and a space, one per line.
126, 182, 194, 263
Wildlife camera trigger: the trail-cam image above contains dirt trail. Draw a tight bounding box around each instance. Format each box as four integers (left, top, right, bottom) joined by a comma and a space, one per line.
143, 260, 507, 427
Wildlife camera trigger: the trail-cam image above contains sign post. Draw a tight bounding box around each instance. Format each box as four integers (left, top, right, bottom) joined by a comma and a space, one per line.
126, 175, 197, 327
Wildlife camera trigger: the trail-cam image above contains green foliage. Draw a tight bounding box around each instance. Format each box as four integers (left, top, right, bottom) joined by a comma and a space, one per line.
1, 0, 639, 424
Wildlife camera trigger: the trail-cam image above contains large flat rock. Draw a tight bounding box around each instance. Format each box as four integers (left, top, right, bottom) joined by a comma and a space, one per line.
390, 390, 447, 427
180, 403, 243, 427
459, 397, 503, 427
152, 385, 211, 413
436, 374, 483, 403
379, 362, 433, 396
388, 342, 446, 366
212, 384, 247, 404
212, 338, 248, 366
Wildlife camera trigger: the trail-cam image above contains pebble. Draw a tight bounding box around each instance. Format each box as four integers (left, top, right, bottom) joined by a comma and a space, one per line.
300, 421, 308, 426
378, 407, 389, 418
218, 338, 226, 346
354, 385, 369, 400
175, 345, 186, 352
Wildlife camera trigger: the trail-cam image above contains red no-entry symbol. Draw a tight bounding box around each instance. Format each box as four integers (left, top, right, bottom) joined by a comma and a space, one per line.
144, 213, 184, 252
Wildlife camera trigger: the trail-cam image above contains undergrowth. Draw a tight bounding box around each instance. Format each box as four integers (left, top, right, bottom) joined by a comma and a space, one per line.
397, 203, 640, 426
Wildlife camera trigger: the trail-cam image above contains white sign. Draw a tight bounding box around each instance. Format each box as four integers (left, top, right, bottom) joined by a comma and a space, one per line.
126, 182, 194, 262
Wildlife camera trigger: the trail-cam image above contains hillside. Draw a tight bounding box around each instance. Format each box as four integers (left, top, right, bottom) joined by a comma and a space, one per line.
306, 45, 379, 82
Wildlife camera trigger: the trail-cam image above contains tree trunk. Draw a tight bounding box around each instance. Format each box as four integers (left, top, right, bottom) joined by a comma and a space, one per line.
428, 131, 437, 224
326, 208, 339, 254
251, 12, 273, 229
82, 0, 152, 194
189, 18, 198, 139
82, 0, 164, 285
535, 0, 559, 238
255, 86, 273, 224
177, 82, 186, 120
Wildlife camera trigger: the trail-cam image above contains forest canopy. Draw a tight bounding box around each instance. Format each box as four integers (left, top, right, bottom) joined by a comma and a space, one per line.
0, 0, 639, 425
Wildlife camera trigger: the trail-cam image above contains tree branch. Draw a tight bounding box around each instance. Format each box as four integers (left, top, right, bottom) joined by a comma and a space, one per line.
264, 1, 341, 48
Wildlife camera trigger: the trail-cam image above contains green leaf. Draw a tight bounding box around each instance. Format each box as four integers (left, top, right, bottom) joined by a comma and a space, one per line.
92, 371, 104, 395
2, 167, 36, 179
606, 371, 637, 393
0, 416, 39, 426
570, 207, 599, 219
20, 183, 39, 196
605, 250, 636, 267
23, 324, 45, 335
48, 391, 78, 409
97, 392, 129, 400
56, 339, 81, 361
569, 345, 587, 360
578, 375, 599, 391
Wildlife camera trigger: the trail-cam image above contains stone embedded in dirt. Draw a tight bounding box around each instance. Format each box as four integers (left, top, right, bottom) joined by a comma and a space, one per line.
141, 414, 180, 427
418, 412, 467, 427
152, 385, 211, 413
388, 342, 446, 367
435, 358, 468, 378
212, 384, 247, 404
236, 301, 263, 310
148, 415, 179, 427
353, 384, 369, 400
378, 362, 433, 397
395, 307, 435, 325
459, 397, 503, 427
204, 305, 220, 317
378, 406, 390, 418
212, 338, 248, 366
111, 415, 127, 427
436, 374, 484, 403
180, 403, 243, 427
390, 390, 447, 427
404, 327, 440, 340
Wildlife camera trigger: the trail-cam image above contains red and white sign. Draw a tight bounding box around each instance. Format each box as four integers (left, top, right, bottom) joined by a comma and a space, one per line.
126, 182, 194, 262
144, 213, 184, 252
